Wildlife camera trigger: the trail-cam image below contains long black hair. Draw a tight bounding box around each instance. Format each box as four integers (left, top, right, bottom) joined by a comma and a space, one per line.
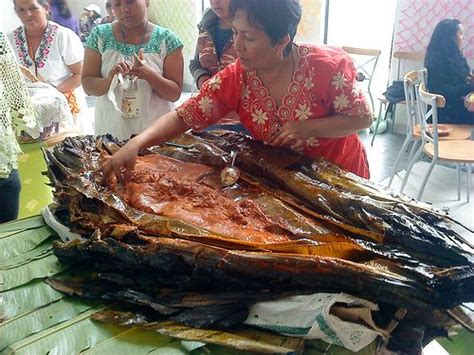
229, 0, 302, 56
51, 0, 72, 19
424, 19, 470, 82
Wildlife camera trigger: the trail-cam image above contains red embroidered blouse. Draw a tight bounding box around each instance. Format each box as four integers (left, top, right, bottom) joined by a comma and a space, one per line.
177, 44, 371, 178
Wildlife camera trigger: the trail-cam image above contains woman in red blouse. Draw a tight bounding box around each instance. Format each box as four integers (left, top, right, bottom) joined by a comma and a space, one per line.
101, 0, 373, 182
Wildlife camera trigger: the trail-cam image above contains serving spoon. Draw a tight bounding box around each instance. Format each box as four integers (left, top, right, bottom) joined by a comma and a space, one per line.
220, 151, 240, 187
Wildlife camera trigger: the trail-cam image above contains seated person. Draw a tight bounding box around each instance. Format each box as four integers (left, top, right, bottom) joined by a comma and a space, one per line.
101, 0, 373, 182
425, 19, 474, 124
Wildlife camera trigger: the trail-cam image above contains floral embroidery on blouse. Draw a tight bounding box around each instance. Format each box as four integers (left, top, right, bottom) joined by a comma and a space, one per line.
13, 22, 59, 70
198, 96, 213, 114
176, 44, 371, 177
208, 76, 222, 90
251, 108, 268, 125
331, 72, 346, 91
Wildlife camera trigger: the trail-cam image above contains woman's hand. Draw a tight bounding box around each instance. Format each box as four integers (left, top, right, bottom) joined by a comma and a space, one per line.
197, 75, 211, 89
99, 140, 141, 185
109, 60, 133, 78
269, 120, 319, 151
128, 50, 154, 81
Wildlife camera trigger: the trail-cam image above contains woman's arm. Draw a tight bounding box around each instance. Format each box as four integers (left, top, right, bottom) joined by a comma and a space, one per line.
269, 113, 373, 149
100, 110, 189, 183
56, 61, 82, 93
189, 39, 211, 88
130, 48, 184, 102
82, 48, 131, 96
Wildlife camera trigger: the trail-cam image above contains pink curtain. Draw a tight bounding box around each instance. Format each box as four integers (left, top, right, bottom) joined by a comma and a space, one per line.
394, 0, 474, 59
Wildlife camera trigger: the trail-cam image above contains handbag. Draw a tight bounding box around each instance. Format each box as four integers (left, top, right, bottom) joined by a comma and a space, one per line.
383, 81, 405, 104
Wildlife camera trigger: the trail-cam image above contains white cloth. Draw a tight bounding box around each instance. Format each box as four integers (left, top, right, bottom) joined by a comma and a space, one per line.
85, 24, 183, 141
26, 82, 73, 132
244, 292, 383, 352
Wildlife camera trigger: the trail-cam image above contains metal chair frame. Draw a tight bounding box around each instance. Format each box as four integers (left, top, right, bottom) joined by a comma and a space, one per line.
371, 51, 425, 146
342, 46, 381, 114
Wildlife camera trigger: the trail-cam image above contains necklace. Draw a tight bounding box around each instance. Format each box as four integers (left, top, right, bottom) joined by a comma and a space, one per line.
120, 20, 149, 46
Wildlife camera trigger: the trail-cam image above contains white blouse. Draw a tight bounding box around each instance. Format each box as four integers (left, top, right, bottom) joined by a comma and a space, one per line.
8, 21, 84, 87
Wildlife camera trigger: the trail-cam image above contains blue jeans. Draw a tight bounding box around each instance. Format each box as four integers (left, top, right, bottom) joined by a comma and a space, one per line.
0, 169, 21, 223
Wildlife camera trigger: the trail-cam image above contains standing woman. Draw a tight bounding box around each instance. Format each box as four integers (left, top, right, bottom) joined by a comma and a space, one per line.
425, 19, 473, 124
49, 0, 80, 36
8, 0, 86, 126
82, 0, 184, 141
190, 0, 237, 89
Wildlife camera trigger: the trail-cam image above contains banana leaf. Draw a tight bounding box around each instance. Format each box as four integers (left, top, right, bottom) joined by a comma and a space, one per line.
0, 216, 46, 235
81, 328, 186, 355
0, 242, 52, 270
3, 307, 123, 355
0, 280, 63, 321
0, 254, 66, 292
0, 226, 54, 261
0, 298, 94, 351
91, 310, 304, 354
143, 321, 305, 354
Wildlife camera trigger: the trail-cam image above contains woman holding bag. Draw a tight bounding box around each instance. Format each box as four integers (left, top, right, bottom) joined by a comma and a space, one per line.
81, 0, 184, 141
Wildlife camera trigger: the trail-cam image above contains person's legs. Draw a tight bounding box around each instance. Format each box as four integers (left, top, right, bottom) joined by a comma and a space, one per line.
0, 169, 21, 223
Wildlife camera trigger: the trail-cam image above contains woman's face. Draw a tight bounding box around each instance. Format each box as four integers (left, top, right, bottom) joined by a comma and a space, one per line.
210, 0, 231, 20
232, 9, 284, 71
455, 24, 464, 50
14, 0, 49, 32
111, 0, 148, 28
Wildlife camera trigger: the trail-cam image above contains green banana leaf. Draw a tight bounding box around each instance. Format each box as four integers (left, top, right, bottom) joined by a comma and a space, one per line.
0, 216, 45, 235
0, 254, 66, 292
0, 226, 54, 261
438, 329, 474, 355
0, 280, 64, 321
0, 298, 94, 351
0, 242, 52, 270
82, 328, 187, 355
4, 307, 124, 355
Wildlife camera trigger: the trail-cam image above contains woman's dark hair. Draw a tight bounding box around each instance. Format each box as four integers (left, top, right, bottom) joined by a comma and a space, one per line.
229, 0, 302, 56
424, 19, 470, 81
51, 0, 72, 19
